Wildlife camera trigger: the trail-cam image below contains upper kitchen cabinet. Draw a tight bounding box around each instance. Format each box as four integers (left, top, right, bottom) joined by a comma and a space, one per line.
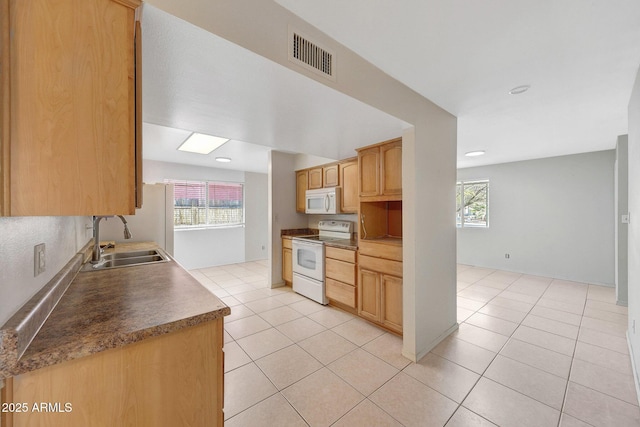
296, 170, 308, 213
323, 164, 339, 187
339, 159, 358, 213
308, 167, 323, 189
0, 0, 142, 216
357, 138, 402, 201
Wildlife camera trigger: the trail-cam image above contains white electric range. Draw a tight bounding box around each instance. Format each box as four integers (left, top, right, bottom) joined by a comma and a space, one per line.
291, 220, 353, 304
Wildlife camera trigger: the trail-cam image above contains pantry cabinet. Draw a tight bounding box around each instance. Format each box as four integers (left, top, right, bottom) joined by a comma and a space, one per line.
0, 0, 142, 216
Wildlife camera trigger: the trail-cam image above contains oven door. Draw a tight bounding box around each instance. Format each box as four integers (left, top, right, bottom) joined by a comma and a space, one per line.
292, 238, 324, 282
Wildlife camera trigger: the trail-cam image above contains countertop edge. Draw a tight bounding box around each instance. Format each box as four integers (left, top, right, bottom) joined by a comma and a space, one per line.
0, 241, 230, 380
7, 308, 230, 378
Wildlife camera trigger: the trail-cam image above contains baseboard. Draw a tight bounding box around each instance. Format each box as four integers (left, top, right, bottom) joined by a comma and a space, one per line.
627, 331, 640, 407
403, 322, 459, 363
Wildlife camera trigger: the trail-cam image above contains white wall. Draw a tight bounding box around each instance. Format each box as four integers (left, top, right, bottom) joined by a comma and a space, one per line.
269, 151, 308, 286
244, 172, 268, 261
142, 159, 267, 269
145, 0, 458, 362
0, 217, 91, 326
458, 151, 615, 285
627, 66, 640, 400
616, 136, 629, 305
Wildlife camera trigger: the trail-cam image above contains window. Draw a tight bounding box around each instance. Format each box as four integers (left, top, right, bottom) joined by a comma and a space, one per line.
166, 179, 244, 228
456, 180, 489, 228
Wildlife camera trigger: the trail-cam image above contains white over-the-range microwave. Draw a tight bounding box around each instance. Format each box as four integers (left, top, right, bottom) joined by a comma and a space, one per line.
305, 187, 341, 214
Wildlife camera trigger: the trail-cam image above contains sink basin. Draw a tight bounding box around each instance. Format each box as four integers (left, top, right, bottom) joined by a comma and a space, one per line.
80, 249, 169, 272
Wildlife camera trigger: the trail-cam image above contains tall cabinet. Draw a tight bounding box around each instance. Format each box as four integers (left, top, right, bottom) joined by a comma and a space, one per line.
356, 137, 403, 335
0, 0, 142, 216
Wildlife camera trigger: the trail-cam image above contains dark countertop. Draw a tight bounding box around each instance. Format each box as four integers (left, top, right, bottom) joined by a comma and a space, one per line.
0, 242, 229, 379
325, 239, 358, 250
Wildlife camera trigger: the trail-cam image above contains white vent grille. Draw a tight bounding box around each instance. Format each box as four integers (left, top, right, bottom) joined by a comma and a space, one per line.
289, 28, 335, 81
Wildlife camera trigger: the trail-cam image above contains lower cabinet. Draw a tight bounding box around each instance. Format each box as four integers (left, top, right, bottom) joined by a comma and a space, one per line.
2, 319, 224, 427
357, 247, 403, 334
325, 246, 357, 310
282, 238, 292, 285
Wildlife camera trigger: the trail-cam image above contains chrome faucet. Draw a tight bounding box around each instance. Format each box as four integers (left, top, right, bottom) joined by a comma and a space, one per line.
91, 215, 133, 263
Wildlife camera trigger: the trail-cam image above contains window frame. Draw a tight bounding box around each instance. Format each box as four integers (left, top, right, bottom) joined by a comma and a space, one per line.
456, 179, 489, 228
165, 179, 245, 230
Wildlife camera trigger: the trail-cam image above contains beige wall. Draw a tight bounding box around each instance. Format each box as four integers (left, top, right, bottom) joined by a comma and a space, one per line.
146, 0, 458, 361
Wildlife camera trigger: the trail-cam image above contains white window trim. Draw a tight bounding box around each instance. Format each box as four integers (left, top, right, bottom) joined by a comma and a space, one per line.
457, 179, 489, 228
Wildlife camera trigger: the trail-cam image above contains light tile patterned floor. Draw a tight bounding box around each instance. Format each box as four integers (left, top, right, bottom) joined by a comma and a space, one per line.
189, 261, 640, 427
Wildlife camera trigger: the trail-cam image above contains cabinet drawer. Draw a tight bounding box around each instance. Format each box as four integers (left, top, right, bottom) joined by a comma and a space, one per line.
326, 278, 356, 308
358, 241, 402, 261
326, 258, 356, 285
326, 246, 356, 263
282, 238, 292, 249
359, 254, 402, 277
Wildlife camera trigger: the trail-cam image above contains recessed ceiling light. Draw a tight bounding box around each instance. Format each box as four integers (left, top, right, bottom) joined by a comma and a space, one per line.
509, 85, 530, 95
177, 133, 229, 154
215, 157, 232, 163
465, 150, 486, 157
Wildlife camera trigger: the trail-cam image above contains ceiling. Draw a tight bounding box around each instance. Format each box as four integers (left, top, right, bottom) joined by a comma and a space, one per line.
275, 0, 640, 168
141, 5, 408, 174
142, 1, 640, 172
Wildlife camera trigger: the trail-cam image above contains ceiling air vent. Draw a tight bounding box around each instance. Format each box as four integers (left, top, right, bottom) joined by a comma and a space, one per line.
289, 28, 336, 81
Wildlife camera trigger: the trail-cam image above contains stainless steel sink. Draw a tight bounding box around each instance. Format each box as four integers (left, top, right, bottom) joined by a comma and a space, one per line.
80, 248, 169, 272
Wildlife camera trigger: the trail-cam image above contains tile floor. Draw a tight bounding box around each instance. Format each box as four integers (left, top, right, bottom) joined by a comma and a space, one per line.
188, 261, 640, 427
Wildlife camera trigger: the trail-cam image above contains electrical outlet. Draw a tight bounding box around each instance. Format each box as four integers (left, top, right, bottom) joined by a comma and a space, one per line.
505, 253, 510, 259
34, 243, 46, 277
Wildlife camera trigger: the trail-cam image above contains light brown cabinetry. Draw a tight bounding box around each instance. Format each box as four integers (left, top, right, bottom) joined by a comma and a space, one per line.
296, 170, 308, 213
296, 160, 357, 213
323, 164, 339, 187
325, 246, 357, 311
357, 244, 403, 334
282, 238, 293, 285
2, 320, 224, 427
357, 137, 402, 201
339, 159, 358, 213
308, 167, 323, 189
0, 0, 142, 216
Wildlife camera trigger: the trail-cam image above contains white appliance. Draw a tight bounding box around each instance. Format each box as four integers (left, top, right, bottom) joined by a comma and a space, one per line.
292, 220, 353, 304
305, 187, 341, 214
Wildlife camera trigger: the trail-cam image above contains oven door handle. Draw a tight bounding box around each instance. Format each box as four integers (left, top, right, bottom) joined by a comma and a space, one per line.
293, 239, 321, 248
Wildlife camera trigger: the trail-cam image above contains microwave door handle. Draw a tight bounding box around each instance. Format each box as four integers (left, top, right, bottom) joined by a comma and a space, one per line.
325, 194, 329, 212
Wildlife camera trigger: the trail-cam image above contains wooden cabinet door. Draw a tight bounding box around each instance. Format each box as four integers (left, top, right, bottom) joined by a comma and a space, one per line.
340, 160, 358, 213
296, 170, 308, 213
358, 268, 380, 322
282, 248, 292, 284
5, 0, 140, 215
358, 147, 380, 197
381, 140, 402, 197
323, 164, 339, 187
308, 167, 323, 189
381, 275, 403, 333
